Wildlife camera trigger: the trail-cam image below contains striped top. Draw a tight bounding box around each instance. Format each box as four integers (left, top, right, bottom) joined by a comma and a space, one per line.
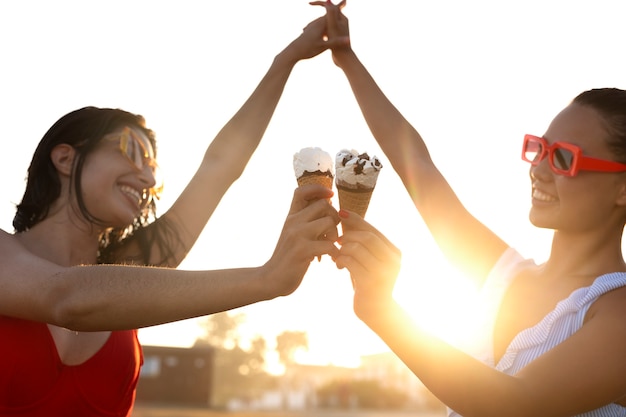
448, 248, 626, 417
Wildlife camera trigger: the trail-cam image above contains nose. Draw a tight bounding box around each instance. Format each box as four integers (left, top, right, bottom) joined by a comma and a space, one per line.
529, 154, 553, 182
138, 163, 157, 190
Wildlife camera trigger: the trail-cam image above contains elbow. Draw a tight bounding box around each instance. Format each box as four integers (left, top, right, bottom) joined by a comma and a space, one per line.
45, 270, 96, 331
50, 301, 88, 332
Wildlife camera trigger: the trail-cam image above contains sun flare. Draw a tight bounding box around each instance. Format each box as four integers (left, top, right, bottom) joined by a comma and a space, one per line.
393, 258, 485, 350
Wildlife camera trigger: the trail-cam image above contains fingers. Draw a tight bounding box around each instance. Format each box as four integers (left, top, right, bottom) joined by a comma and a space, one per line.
309, 0, 347, 10
307, 239, 340, 260
338, 210, 399, 254
295, 210, 339, 242
309, 0, 349, 37
286, 184, 340, 248
333, 211, 401, 298
301, 15, 326, 33
309, 0, 338, 25
289, 184, 334, 214
338, 229, 400, 271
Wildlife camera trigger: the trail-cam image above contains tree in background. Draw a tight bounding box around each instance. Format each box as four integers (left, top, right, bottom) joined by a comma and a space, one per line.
195, 312, 276, 408
275, 330, 308, 369
196, 310, 245, 348
274, 330, 309, 409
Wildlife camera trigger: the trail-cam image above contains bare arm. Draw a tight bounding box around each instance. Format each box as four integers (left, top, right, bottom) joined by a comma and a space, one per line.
317, 1, 507, 284
336, 212, 626, 417
135, 16, 343, 267
0, 185, 339, 331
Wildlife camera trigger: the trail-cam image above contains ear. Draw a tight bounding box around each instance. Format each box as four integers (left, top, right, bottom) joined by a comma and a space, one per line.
50, 144, 76, 177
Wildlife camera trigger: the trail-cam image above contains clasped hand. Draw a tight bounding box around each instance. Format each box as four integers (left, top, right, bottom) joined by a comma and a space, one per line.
333, 209, 402, 321
282, 0, 350, 63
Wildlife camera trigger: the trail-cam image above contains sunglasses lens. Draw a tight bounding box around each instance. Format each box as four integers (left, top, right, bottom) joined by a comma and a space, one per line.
118, 129, 162, 200
523, 138, 543, 163
120, 130, 157, 171
551, 147, 574, 171
126, 135, 142, 170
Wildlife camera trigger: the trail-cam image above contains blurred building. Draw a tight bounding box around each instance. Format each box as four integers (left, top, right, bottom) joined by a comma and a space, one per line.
357, 352, 436, 409
135, 345, 214, 406
230, 352, 438, 412
135, 346, 442, 413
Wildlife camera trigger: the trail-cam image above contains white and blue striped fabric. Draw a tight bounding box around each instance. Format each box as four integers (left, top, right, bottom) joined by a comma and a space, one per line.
448, 248, 626, 417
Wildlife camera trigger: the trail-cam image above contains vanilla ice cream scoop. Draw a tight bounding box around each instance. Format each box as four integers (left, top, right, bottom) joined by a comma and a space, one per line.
293, 147, 334, 188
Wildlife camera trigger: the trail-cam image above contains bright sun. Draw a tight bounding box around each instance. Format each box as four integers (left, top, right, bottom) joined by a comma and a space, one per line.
393, 257, 484, 350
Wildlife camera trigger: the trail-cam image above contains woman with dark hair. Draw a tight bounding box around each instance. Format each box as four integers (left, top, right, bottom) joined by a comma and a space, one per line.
319, 2, 626, 416
13, 107, 169, 265
0, 14, 341, 417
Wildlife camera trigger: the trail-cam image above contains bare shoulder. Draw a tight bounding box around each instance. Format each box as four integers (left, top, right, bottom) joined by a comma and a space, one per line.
0, 229, 75, 280
0, 228, 39, 261
0, 228, 67, 320
0, 227, 23, 254
0, 228, 43, 278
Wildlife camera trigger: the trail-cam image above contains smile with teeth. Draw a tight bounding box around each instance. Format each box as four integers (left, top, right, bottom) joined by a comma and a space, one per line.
120, 185, 143, 206
532, 188, 557, 202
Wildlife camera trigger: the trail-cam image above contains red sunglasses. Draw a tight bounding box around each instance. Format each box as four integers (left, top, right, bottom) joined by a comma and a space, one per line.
521, 134, 626, 177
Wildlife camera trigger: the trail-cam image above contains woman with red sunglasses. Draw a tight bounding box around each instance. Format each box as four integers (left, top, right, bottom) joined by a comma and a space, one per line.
0, 13, 343, 417
318, 2, 626, 416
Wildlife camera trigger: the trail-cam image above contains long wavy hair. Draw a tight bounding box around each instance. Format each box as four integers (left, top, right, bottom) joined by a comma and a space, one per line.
14, 106, 179, 265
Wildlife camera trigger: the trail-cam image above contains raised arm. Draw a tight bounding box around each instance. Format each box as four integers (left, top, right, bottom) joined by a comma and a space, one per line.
0, 185, 339, 331
139, 16, 343, 267
316, 1, 507, 284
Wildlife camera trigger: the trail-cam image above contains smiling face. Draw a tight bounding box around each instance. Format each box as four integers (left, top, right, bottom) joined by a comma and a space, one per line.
528, 103, 626, 233
78, 126, 158, 228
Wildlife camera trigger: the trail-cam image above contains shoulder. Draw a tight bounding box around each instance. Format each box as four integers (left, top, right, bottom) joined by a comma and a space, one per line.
0, 229, 41, 260
0, 228, 23, 253
586, 277, 626, 324
0, 228, 64, 275
592, 282, 626, 310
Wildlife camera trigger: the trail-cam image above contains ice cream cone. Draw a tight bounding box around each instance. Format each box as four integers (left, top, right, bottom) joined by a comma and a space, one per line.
337, 185, 374, 218
335, 149, 382, 220
293, 147, 334, 261
296, 173, 333, 189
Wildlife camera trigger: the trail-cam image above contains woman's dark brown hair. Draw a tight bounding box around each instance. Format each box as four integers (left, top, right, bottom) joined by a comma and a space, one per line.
14, 106, 180, 265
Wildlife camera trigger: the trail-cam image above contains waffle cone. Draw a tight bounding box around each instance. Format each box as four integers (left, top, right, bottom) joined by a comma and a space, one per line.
297, 174, 333, 189
337, 186, 374, 218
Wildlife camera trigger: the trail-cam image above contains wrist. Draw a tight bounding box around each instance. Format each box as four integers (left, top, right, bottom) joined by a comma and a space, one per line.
332, 47, 357, 67
354, 292, 396, 323
252, 265, 279, 301
274, 45, 302, 69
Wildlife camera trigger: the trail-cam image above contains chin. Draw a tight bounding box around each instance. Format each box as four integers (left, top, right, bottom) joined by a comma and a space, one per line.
110, 213, 139, 229
528, 212, 554, 230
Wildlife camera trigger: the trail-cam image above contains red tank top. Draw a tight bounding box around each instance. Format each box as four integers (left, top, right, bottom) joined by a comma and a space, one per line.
0, 316, 143, 416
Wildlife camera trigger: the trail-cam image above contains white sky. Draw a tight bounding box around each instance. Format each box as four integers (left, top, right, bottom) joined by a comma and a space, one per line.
1, 0, 625, 367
